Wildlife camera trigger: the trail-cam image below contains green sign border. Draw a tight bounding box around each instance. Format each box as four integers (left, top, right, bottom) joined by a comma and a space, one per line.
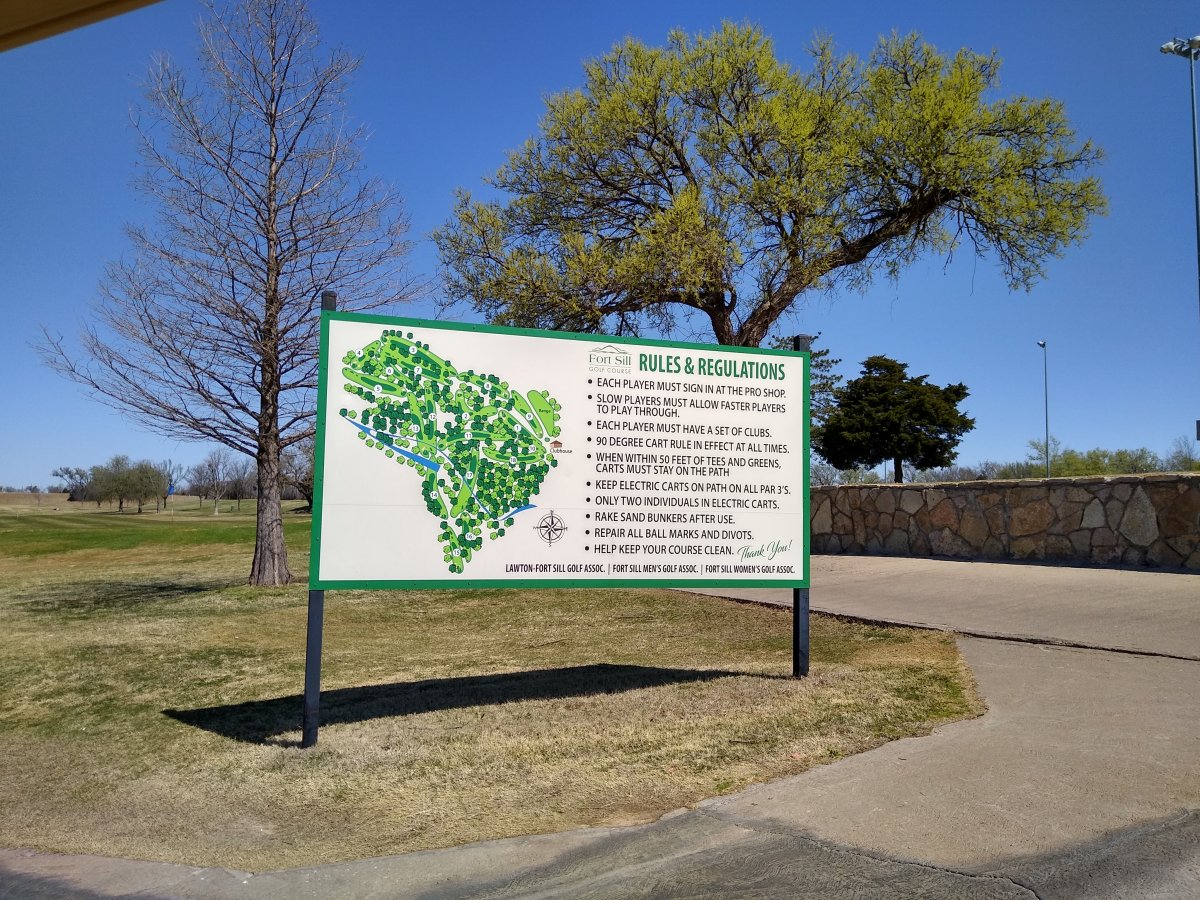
309, 311, 810, 590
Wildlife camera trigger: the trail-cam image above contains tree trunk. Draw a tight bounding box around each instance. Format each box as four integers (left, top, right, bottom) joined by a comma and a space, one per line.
893, 456, 904, 483
248, 103, 293, 587
251, 433, 292, 585
249, 261, 291, 584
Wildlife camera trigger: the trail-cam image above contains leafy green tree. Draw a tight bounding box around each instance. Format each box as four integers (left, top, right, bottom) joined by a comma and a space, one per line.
435, 24, 1105, 347
815, 356, 975, 483
995, 437, 1178, 478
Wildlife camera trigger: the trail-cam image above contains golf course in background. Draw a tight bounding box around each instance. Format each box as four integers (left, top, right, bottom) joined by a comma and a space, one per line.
0, 494, 981, 869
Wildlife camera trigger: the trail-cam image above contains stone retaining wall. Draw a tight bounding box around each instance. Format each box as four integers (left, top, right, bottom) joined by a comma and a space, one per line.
810, 474, 1200, 570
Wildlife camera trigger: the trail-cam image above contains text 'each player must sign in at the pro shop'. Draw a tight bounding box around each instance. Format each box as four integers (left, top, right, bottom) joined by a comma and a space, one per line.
583, 366, 799, 578
338, 327, 562, 574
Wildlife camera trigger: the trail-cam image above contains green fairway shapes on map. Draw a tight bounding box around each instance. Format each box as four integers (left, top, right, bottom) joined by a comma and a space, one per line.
527, 390, 561, 435
339, 329, 561, 573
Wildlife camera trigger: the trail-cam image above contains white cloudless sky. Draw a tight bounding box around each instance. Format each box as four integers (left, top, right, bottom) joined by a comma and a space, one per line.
2, 0, 1199, 486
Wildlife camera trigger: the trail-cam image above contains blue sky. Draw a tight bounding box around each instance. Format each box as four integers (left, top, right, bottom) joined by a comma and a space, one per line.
2, 0, 1199, 486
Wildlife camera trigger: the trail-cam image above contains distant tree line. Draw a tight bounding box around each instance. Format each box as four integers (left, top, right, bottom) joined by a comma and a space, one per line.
48, 446, 313, 514
53, 458, 183, 513
813, 435, 1200, 485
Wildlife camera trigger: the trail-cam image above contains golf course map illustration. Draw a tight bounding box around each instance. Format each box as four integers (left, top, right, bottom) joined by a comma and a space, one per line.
338, 328, 561, 573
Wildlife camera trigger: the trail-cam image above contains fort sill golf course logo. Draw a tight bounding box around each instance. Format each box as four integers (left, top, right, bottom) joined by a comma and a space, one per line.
588, 344, 632, 374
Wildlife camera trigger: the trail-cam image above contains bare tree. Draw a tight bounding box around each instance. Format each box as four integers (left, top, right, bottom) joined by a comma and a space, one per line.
39, 0, 420, 584
1164, 435, 1200, 472
191, 449, 233, 515
51, 467, 90, 502
128, 460, 169, 513
228, 457, 255, 511
281, 435, 315, 511
155, 459, 188, 511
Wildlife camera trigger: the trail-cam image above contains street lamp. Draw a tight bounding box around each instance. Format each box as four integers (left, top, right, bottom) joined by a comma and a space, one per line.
1159, 35, 1200, 443
1037, 340, 1049, 477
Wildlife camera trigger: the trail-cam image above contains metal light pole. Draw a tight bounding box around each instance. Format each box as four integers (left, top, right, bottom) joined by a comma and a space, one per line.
1159, 35, 1200, 443
1037, 340, 1049, 477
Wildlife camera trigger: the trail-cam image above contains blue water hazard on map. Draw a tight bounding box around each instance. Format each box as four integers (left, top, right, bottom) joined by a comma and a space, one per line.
346, 419, 440, 471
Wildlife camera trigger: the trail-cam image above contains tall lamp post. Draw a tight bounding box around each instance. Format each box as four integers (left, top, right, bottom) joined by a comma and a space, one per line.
1037, 340, 1050, 477
1159, 35, 1200, 442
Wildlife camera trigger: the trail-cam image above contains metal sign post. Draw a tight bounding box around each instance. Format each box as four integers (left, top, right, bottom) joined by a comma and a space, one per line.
301, 585, 324, 748
792, 333, 811, 678
301, 290, 337, 749
792, 586, 810, 677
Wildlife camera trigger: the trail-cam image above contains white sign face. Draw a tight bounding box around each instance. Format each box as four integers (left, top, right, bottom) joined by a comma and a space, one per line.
310, 313, 809, 588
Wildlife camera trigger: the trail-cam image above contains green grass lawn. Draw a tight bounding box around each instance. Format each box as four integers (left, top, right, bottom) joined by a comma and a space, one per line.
0, 502, 982, 870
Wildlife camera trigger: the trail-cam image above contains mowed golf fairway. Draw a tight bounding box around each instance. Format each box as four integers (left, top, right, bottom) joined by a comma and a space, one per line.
0, 497, 981, 870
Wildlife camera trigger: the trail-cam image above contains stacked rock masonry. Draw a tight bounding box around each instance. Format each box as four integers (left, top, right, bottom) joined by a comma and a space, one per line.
810, 474, 1200, 570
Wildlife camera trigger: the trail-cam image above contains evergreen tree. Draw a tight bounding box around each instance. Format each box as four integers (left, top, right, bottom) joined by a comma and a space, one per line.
816, 356, 975, 483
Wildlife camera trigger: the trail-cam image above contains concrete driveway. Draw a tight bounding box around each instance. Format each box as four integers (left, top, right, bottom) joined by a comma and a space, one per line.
2, 557, 1198, 898
692, 554, 1200, 659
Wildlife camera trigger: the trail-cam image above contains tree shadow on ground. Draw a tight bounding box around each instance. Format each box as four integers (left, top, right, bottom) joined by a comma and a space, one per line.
164, 663, 752, 746
19, 578, 241, 616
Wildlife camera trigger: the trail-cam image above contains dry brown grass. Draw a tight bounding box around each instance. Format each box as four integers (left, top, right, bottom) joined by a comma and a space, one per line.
0, 492, 69, 508
0, 507, 982, 870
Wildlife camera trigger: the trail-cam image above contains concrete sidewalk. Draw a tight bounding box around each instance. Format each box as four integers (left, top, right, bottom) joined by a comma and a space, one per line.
692, 554, 1200, 659
2, 557, 1198, 898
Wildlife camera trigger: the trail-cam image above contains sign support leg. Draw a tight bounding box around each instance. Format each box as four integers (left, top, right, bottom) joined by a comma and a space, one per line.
302, 291, 337, 750
301, 588, 325, 747
792, 586, 809, 678
790, 332, 811, 680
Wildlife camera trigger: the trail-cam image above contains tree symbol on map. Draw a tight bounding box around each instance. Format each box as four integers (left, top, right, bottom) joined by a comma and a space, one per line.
339, 328, 561, 573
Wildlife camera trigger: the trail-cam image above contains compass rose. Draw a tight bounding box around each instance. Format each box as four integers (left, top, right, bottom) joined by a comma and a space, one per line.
536, 511, 568, 545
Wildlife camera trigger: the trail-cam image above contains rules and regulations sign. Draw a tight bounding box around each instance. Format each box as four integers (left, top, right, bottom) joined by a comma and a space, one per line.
310, 312, 809, 589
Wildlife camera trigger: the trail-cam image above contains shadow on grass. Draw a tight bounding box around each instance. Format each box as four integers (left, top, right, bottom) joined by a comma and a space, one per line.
19, 578, 241, 615
165, 663, 749, 746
